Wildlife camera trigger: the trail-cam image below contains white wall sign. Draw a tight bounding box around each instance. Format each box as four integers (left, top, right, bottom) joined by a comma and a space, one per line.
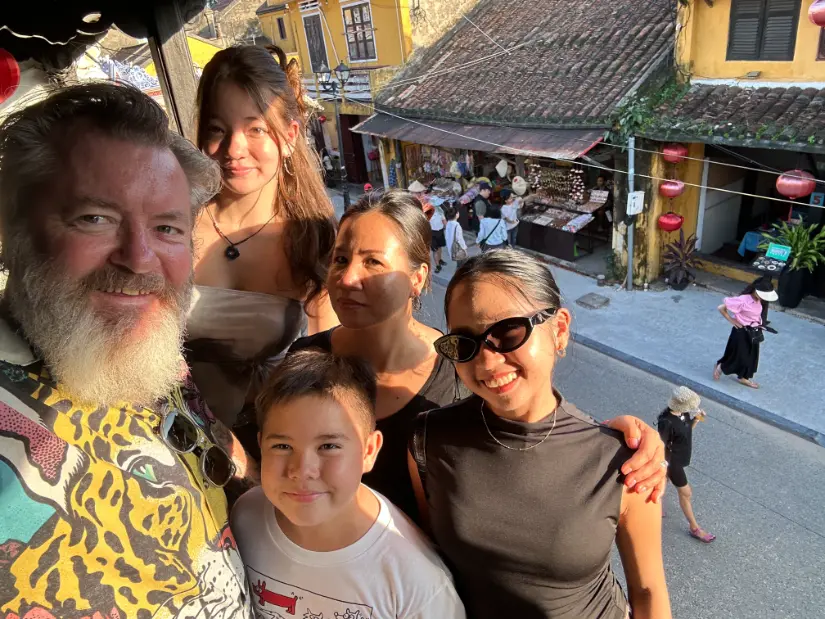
626, 191, 645, 216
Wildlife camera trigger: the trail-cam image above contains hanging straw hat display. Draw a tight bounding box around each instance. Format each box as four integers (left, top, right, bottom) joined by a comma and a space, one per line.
511, 176, 528, 196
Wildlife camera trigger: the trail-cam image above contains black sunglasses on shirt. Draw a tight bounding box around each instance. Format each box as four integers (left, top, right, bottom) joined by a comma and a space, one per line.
434, 308, 557, 363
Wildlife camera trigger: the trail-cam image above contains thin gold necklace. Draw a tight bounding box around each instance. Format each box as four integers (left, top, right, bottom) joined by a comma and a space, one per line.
479, 401, 557, 451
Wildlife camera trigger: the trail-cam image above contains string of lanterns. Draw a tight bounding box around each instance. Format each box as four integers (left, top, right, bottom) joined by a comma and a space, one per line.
657, 143, 687, 232
0, 49, 20, 105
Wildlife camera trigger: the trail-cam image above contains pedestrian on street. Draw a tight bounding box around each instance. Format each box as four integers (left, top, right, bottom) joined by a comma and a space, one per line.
430, 202, 448, 273
476, 202, 507, 251
445, 206, 469, 268
188, 44, 338, 455
290, 191, 668, 528
713, 277, 778, 389
412, 249, 672, 619
657, 387, 715, 544
473, 182, 493, 220
500, 188, 520, 247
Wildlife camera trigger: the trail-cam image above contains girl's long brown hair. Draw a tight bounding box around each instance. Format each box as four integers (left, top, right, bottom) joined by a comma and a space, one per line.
196, 45, 336, 306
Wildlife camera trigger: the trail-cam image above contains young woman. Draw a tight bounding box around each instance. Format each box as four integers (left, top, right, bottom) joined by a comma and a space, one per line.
713, 277, 778, 389
410, 250, 671, 619
657, 386, 714, 543
430, 203, 448, 273
291, 191, 668, 526
186, 45, 338, 453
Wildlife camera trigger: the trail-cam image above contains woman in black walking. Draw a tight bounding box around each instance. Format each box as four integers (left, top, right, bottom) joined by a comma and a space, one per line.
657, 386, 714, 543
713, 277, 777, 389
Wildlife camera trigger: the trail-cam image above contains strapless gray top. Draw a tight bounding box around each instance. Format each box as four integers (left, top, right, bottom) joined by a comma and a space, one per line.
185, 285, 306, 427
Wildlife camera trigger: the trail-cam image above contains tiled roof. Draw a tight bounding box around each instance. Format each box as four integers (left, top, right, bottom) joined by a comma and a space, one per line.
644, 82, 825, 152
112, 43, 152, 67
376, 0, 676, 128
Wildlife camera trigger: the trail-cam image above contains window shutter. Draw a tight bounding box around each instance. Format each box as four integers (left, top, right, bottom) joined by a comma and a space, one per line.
759, 0, 800, 60
728, 0, 765, 60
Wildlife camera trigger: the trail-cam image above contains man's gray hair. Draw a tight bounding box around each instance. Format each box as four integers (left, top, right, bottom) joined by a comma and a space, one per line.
0, 82, 221, 239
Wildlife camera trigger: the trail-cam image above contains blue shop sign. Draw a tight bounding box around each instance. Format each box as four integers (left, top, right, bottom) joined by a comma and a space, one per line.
765, 243, 791, 262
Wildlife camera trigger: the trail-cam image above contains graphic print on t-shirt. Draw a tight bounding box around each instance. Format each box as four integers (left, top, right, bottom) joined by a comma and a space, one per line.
248, 566, 373, 619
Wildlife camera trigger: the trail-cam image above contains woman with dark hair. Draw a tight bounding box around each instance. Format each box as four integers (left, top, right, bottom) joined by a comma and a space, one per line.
291, 190, 668, 526
410, 249, 671, 619
186, 44, 338, 453
713, 276, 778, 389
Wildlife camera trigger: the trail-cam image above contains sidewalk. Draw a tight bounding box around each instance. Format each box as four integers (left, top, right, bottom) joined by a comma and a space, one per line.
432, 239, 825, 446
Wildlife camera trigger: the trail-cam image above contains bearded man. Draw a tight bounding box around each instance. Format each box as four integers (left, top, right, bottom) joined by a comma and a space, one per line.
0, 84, 252, 618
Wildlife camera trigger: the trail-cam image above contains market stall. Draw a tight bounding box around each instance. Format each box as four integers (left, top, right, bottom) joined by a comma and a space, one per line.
515, 162, 612, 261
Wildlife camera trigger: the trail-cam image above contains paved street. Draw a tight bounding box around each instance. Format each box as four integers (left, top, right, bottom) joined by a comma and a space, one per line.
419, 279, 825, 619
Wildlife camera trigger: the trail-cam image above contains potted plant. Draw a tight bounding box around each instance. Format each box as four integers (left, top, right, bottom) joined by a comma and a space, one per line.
762, 222, 825, 308
663, 230, 701, 291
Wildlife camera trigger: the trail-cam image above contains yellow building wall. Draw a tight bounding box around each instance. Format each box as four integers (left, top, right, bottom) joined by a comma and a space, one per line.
287, 0, 413, 74
679, 0, 825, 81
259, 8, 299, 55
145, 37, 222, 76
643, 143, 706, 283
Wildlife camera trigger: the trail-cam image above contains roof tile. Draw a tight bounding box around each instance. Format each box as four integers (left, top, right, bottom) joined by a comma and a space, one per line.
377, 0, 676, 127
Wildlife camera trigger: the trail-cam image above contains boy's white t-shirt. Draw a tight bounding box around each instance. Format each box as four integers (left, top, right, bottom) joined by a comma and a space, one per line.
232, 485, 466, 619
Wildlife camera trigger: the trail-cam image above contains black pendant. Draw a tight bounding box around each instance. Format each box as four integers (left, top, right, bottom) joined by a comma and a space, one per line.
224, 245, 240, 260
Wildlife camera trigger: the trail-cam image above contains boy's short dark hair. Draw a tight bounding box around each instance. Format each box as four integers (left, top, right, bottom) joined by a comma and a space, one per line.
444, 206, 458, 220
256, 348, 378, 433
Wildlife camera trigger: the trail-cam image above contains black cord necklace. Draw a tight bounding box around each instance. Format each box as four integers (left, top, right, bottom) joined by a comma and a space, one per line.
206, 205, 276, 261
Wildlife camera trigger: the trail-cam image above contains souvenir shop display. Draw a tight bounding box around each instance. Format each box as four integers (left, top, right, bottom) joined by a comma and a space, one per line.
752, 255, 785, 272
517, 161, 610, 261
405, 144, 473, 186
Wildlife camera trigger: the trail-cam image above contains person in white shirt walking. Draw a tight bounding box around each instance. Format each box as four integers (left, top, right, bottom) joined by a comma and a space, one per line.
232, 349, 465, 619
430, 204, 448, 273
476, 204, 508, 251
444, 206, 469, 268
500, 188, 520, 248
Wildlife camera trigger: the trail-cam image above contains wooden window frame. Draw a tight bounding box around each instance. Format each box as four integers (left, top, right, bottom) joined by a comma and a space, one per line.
342, 2, 377, 62
726, 0, 801, 61
818, 28, 825, 60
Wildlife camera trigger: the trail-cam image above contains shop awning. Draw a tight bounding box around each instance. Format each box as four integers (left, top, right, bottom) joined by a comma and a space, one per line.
350, 113, 603, 160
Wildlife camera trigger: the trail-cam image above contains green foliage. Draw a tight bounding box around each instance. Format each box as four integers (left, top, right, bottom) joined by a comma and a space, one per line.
606, 80, 690, 147
663, 230, 702, 285
604, 252, 627, 283
760, 222, 825, 273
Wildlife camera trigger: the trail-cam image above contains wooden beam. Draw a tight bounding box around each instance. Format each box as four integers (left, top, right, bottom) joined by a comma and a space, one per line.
147, 1, 198, 141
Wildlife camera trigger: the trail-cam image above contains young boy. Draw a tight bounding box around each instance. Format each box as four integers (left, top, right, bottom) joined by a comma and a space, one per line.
232, 349, 465, 619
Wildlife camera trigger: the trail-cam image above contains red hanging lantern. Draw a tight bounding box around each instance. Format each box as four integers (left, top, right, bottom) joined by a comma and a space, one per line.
659, 179, 685, 198
776, 169, 816, 199
0, 49, 21, 105
662, 143, 689, 164
658, 212, 684, 232
810, 0, 825, 27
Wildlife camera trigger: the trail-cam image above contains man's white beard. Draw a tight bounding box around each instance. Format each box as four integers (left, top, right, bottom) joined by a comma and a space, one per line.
4, 239, 190, 408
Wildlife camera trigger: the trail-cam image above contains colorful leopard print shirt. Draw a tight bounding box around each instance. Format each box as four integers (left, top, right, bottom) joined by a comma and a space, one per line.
0, 322, 252, 619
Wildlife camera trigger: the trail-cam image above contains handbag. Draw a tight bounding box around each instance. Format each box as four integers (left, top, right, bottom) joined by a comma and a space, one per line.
451, 227, 468, 262
479, 219, 503, 251
747, 326, 765, 344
